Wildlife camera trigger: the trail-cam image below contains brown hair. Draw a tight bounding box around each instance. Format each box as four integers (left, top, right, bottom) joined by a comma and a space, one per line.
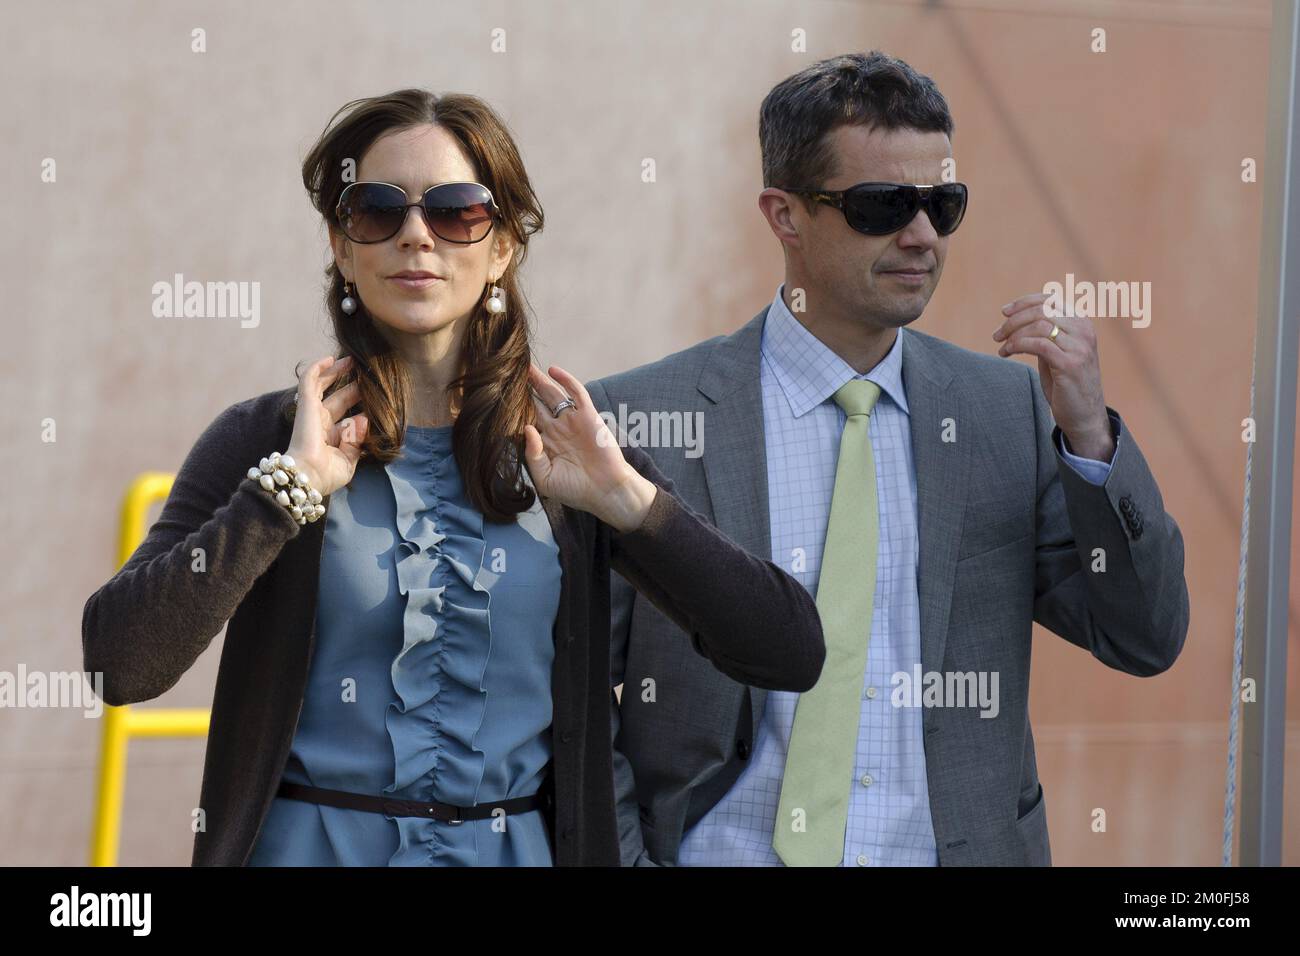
760, 51, 954, 214
294, 89, 544, 522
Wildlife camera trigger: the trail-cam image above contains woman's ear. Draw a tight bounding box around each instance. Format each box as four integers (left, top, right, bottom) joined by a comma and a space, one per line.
328, 224, 353, 281
491, 231, 516, 281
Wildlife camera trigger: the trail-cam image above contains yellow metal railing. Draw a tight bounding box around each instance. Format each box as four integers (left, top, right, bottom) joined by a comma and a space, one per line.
90, 471, 212, 866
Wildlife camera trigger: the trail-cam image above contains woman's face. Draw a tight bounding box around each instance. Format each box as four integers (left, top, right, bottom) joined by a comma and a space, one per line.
329, 123, 513, 342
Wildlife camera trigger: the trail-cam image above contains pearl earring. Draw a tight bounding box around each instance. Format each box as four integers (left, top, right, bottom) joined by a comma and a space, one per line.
485, 278, 505, 315
341, 280, 357, 315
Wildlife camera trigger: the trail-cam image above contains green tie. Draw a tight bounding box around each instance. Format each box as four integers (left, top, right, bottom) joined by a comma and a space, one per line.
773, 379, 881, 867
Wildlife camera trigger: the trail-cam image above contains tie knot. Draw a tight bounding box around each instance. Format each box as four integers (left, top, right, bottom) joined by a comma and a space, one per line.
833, 379, 882, 418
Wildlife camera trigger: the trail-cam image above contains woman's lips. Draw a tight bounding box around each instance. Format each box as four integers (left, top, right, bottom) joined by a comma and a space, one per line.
387, 275, 443, 290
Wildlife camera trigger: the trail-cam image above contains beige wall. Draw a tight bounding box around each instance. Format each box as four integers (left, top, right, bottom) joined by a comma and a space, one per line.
3, 0, 1297, 865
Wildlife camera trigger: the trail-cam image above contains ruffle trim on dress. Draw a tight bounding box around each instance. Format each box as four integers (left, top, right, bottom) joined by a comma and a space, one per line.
380, 427, 493, 865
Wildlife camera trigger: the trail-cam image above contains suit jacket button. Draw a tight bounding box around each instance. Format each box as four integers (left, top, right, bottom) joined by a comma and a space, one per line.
736, 739, 750, 760
561, 828, 572, 840
561, 730, 573, 743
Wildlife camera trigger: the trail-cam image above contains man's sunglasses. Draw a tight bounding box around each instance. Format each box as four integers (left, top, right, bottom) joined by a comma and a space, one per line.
778, 181, 968, 237
335, 181, 500, 244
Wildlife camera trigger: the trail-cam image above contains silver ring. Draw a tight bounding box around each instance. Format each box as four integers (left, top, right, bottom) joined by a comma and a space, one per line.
551, 397, 577, 418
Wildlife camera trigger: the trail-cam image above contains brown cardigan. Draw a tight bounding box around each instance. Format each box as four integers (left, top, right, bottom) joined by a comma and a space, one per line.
81, 385, 825, 866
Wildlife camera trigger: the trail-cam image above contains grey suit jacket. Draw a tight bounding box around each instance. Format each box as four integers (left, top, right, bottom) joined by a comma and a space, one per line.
587, 308, 1190, 866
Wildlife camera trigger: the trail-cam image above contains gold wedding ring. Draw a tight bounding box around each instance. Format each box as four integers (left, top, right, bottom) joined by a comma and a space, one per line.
1049, 323, 1062, 341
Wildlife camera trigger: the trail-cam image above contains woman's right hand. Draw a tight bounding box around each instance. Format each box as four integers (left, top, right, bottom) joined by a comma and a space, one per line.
285, 355, 369, 497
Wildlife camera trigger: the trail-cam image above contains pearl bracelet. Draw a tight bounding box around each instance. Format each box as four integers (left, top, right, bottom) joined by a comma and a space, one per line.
245, 451, 325, 525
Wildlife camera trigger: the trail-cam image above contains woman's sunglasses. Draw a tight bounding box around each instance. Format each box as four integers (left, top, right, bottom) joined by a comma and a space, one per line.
778, 181, 968, 237
335, 180, 499, 244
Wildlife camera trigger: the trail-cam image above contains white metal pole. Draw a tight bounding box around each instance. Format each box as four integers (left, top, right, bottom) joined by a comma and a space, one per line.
1240, 0, 1300, 867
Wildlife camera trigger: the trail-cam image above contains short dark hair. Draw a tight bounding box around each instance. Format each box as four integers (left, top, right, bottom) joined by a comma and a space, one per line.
759, 51, 954, 199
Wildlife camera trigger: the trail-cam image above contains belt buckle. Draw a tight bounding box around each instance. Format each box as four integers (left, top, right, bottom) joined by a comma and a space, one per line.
426, 802, 464, 825
384, 794, 465, 824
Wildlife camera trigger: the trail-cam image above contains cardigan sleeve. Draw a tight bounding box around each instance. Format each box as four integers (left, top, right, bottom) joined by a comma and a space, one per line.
607, 443, 825, 692
81, 395, 304, 706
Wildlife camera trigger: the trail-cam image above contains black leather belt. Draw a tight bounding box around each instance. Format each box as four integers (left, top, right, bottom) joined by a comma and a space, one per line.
277, 780, 552, 825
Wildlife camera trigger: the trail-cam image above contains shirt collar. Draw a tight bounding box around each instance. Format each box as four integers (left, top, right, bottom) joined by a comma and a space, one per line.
760, 283, 909, 419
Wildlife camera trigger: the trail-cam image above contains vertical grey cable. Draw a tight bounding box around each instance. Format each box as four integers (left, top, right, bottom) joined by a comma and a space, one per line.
1223, 336, 1255, 867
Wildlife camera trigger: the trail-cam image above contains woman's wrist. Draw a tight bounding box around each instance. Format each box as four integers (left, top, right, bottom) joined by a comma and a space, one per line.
600, 468, 658, 533
247, 450, 325, 525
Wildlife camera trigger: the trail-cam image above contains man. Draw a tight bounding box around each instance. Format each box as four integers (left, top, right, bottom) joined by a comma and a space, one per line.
586, 51, 1189, 866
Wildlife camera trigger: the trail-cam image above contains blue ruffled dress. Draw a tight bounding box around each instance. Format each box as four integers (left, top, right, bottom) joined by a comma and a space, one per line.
248, 423, 561, 866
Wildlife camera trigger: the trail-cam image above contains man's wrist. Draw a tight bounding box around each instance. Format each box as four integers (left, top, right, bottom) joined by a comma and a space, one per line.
1063, 415, 1116, 463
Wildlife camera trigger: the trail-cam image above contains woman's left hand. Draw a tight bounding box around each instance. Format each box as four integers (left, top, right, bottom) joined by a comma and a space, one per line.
523, 364, 658, 532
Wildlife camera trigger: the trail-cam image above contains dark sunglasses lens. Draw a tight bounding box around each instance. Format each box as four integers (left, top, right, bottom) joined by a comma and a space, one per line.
929, 184, 968, 235
422, 183, 496, 243
338, 183, 408, 242
843, 184, 917, 235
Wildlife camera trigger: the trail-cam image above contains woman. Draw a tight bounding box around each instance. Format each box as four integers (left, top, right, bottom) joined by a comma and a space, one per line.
81, 89, 824, 866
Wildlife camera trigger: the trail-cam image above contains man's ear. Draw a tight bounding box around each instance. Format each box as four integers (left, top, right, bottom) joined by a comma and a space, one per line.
758, 188, 802, 247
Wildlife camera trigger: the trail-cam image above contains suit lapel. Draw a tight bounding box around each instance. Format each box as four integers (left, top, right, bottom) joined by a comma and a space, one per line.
899, 330, 970, 705
697, 310, 773, 741
697, 310, 772, 559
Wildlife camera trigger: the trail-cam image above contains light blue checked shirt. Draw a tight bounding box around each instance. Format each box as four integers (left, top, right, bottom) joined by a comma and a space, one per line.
676, 284, 1114, 867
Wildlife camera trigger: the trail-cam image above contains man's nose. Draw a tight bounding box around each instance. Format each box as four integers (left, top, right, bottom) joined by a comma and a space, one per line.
897, 207, 939, 245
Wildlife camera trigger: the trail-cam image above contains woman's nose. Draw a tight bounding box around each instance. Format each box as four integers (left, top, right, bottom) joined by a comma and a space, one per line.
396, 205, 437, 247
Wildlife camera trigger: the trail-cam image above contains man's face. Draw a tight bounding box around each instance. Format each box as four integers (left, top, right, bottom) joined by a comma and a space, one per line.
794, 124, 954, 329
